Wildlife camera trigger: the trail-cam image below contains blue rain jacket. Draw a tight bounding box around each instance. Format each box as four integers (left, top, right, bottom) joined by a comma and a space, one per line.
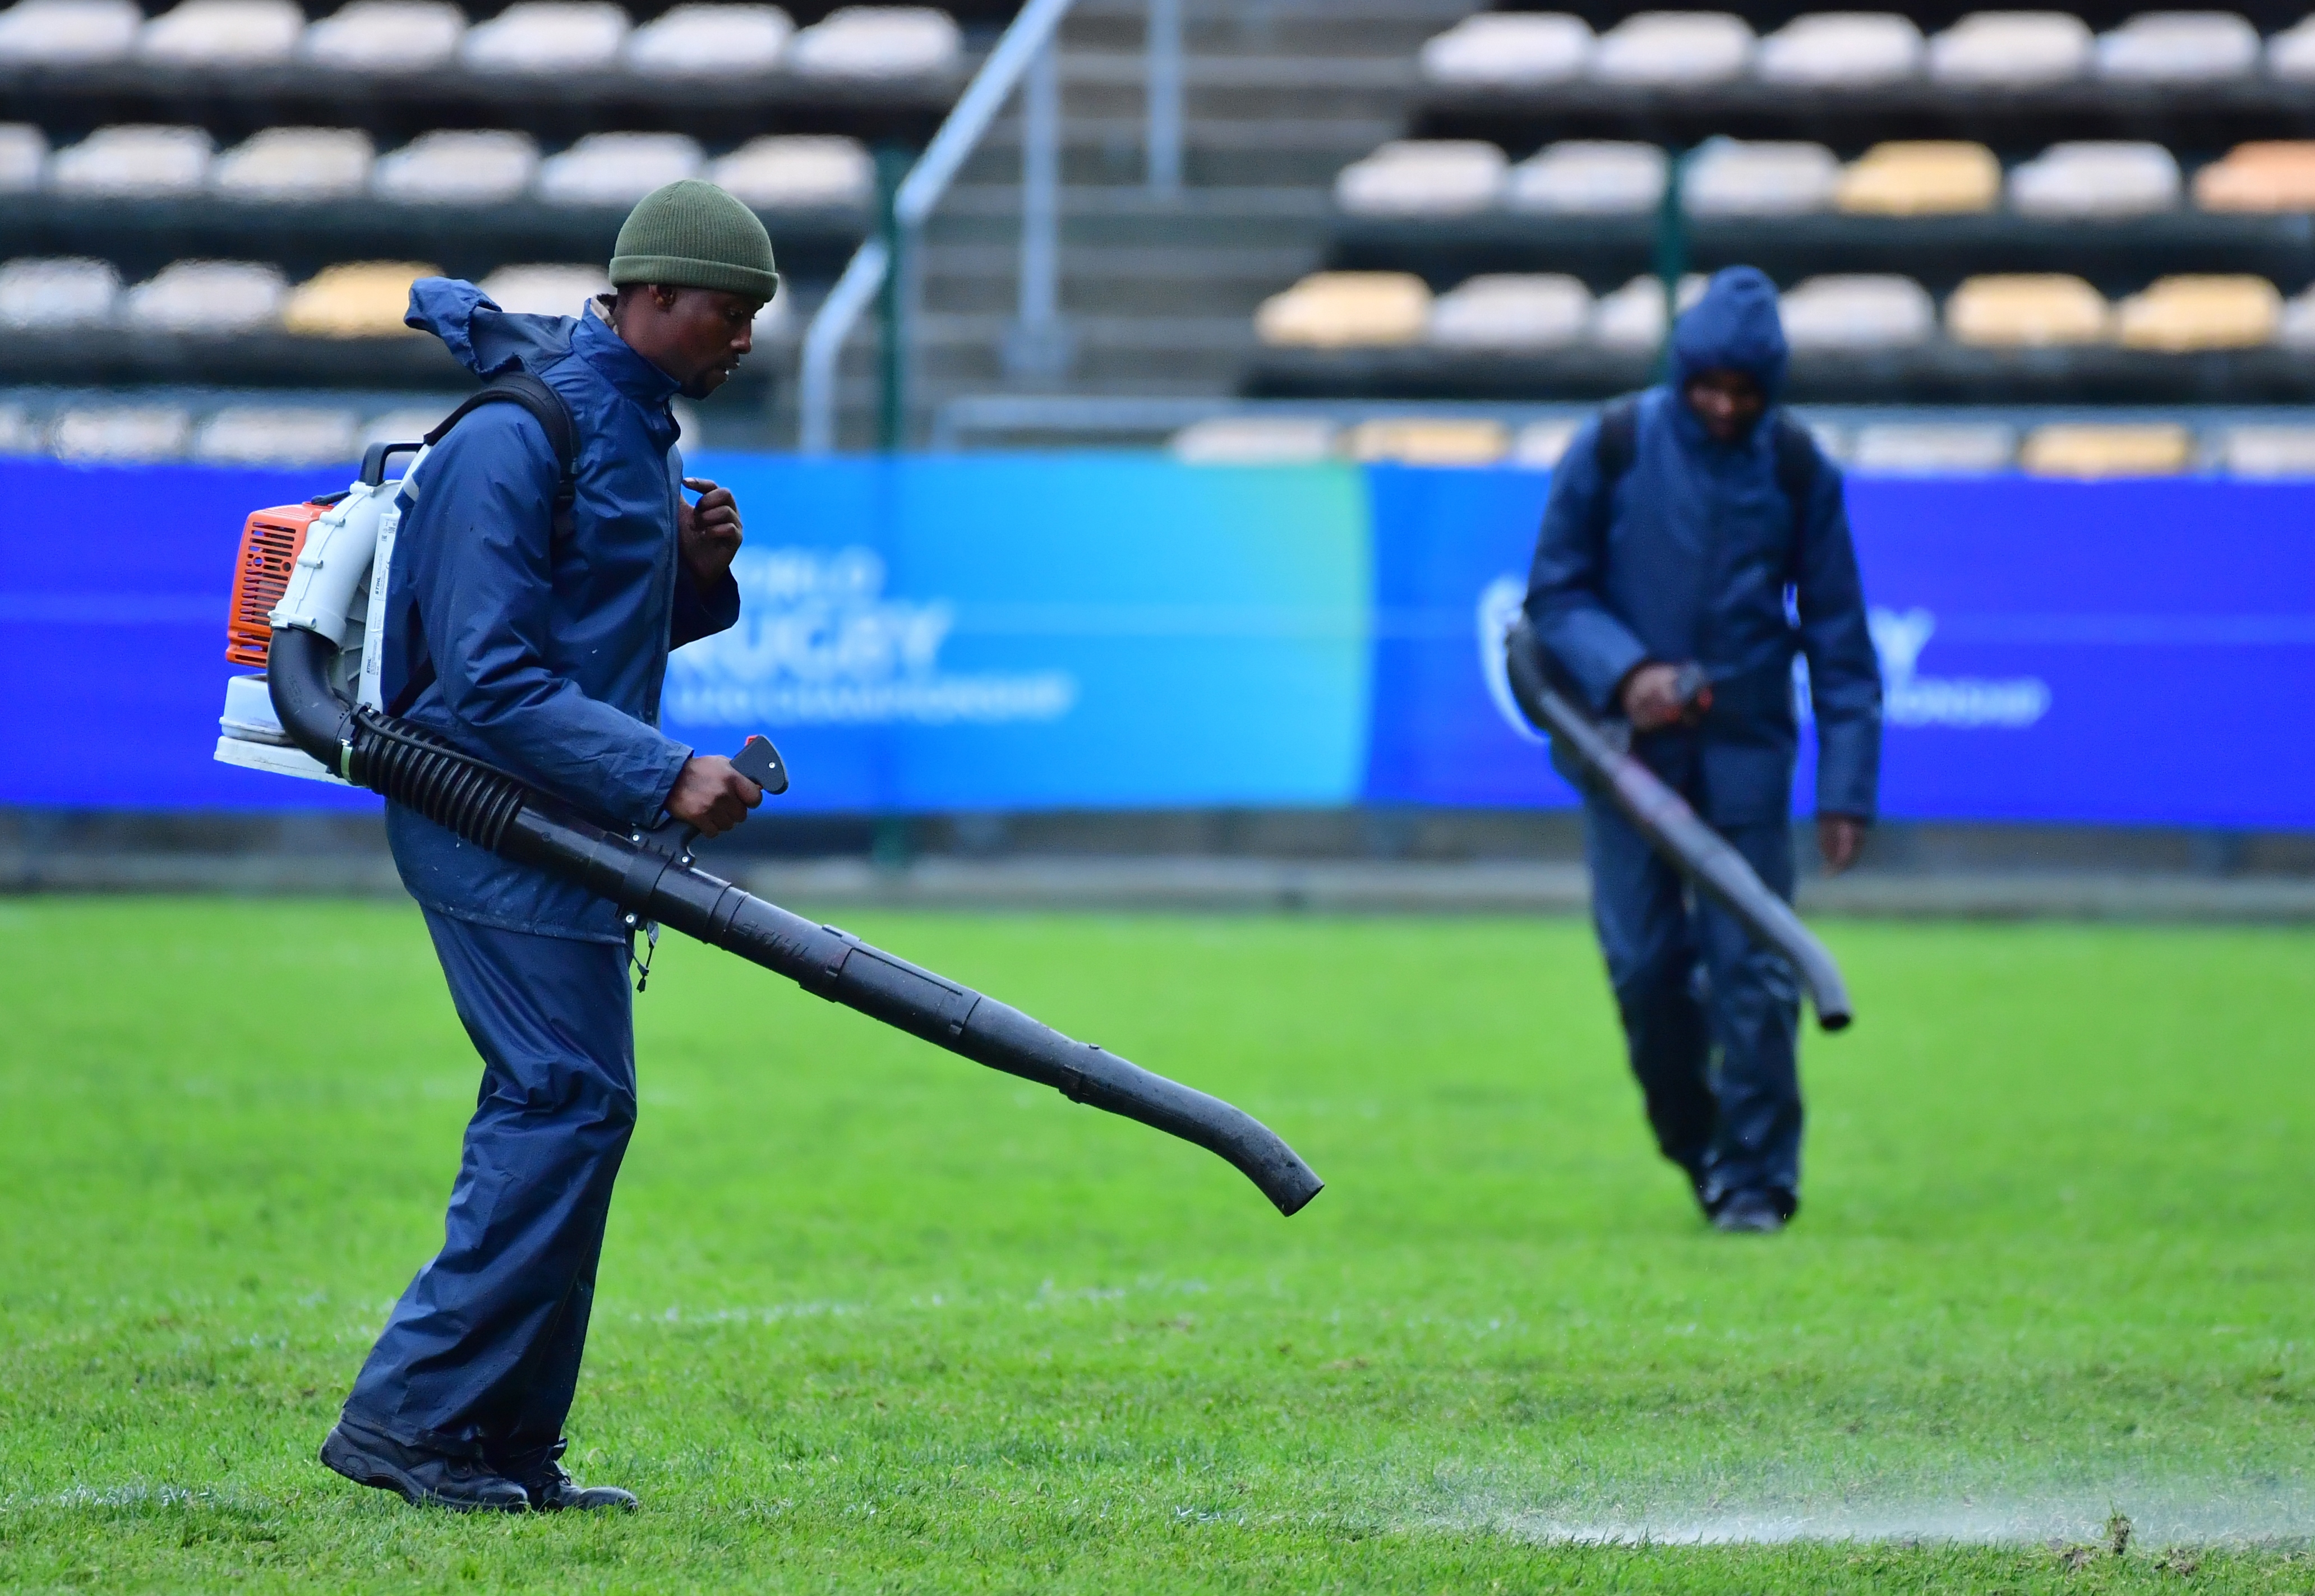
1524, 267, 1883, 825
379, 279, 741, 944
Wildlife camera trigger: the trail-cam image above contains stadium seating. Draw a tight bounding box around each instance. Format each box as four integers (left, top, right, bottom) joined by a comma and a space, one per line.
1255, 273, 1431, 349
280, 261, 435, 336
536, 132, 704, 206
1944, 274, 2110, 345
2267, 13, 2315, 79
0, 123, 41, 191
625, 3, 792, 75
1336, 141, 1507, 217
210, 127, 374, 201
371, 129, 539, 204
1836, 141, 2000, 215
2095, 10, 2258, 81
1417, 11, 1592, 86
0, 0, 139, 64
459, 0, 628, 73
478, 262, 611, 316
0, 256, 118, 327
1926, 11, 2091, 84
1755, 12, 1922, 85
1169, 414, 1339, 464
2218, 425, 2315, 477
2114, 274, 2280, 350
50, 404, 192, 461
1591, 11, 1754, 84
1343, 416, 1509, 465
2009, 141, 2180, 217
1505, 141, 1666, 214
709, 135, 873, 209
123, 260, 287, 330
1684, 140, 1842, 216
1850, 421, 2017, 473
784, 6, 960, 76
299, 0, 464, 71
137, 0, 301, 65
1513, 416, 1583, 467
1778, 274, 1937, 350
2192, 143, 2315, 212
49, 125, 211, 197
1591, 274, 1704, 350
1427, 273, 1592, 350
2019, 422, 2192, 477
194, 404, 359, 465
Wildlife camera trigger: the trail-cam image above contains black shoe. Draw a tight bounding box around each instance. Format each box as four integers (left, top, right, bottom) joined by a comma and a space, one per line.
525, 1460, 638, 1512
1712, 1189, 1788, 1234
319, 1422, 531, 1512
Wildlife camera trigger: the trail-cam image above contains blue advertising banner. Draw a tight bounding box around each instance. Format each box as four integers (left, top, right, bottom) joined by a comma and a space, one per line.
1361, 466, 2315, 830
0, 454, 1373, 814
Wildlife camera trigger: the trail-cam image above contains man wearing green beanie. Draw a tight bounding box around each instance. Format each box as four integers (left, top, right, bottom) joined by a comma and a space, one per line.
317, 181, 778, 1514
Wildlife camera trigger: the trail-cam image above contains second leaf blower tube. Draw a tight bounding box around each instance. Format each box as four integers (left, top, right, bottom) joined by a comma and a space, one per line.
268, 626, 1324, 1216
1502, 615, 1853, 1032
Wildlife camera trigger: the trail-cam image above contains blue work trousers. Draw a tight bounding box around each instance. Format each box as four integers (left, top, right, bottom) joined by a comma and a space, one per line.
340, 909, 636, 1474
1583, 796, 1802, 1210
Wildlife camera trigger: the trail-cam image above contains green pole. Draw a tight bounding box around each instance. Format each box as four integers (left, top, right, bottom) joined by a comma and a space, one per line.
875, 142, 911, 453
1653, 145, 1686, 386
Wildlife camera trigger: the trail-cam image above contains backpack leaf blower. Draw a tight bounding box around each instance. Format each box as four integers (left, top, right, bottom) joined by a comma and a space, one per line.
1502, 614, 1853, 1032
213, 428, 1325, 1217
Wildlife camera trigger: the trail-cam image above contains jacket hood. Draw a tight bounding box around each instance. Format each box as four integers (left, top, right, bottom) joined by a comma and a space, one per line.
1669, 266, 1788, 401
405, 276, 578, 380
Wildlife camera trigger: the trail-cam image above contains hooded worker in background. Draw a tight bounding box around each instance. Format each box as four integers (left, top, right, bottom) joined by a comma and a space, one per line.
1524, 266, 1883, 1235
319, 181, 777, 1511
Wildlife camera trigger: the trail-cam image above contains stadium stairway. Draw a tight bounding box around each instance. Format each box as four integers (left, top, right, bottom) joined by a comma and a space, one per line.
775, 0, 1481, 448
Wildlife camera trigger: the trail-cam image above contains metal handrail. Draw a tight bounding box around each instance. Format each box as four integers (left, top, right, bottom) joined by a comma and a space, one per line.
797, 0, 1082, 454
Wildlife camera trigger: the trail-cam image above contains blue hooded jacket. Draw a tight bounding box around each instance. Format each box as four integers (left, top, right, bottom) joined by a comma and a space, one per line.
1524, 266, 1883, 825
378, 279, 741, 943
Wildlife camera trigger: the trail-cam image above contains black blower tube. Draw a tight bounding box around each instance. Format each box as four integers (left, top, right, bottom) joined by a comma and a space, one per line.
268, 626, 1323, 1216
1501, 616, 1853, 1032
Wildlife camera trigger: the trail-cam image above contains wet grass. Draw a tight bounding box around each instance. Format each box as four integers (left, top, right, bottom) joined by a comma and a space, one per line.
1, 897, 2312, 1592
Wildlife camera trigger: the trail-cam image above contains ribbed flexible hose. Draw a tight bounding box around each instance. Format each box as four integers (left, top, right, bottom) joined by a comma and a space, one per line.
265, 626, 1323, 1215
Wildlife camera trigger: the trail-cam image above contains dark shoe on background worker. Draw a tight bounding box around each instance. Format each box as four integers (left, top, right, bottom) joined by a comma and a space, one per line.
1712, 1188, 1792, 1234
319, 1422, 531, 1511
526, 1460, 639, 1512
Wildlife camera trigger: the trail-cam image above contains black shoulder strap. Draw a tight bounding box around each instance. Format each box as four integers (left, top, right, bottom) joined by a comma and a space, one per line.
422, 371, 578, 533
1592, 396, 1640, 484
1770, 412, 1821, 516
385, 373, 579, 717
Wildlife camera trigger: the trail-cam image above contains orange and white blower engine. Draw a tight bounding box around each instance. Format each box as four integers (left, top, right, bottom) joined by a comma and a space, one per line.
204, 438, 1325, 1219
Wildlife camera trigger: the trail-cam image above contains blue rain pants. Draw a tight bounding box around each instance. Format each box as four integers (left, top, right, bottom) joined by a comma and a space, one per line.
339, 908, 635, 1474
1584, 794, 1802, 1212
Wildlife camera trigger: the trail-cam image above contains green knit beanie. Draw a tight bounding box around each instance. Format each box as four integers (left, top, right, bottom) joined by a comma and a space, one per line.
609, 179, 780, 301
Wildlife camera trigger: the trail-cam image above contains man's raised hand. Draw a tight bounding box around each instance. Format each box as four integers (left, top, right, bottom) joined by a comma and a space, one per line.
1619, 661, 1701, 732
666, 754, 762, 838
678, 477, 743, 589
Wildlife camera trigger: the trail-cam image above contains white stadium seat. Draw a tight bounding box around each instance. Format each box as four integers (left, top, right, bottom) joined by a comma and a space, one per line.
1592, 11, 1754, 85
535, 132, 703, 206
1683, 140, 1841, 216
123, 260, 289, 330
1427, 274, 1593, 350
49, 124, 213, 196
2220, 425, 2315, 478
1170, 416, 1338, 465
1506, 141, 1666, 214
210, 127, 374, 200
785, 6, 960, 76
709, 135, 873, 209
1335, 141, 1507, 216
0, 123, 44, 191
1590, 273, 1704, 349
460, 0, 628, 73
52, 405, 193, 461
0, 256, 119, 327
1418, 12, 1592, 86
2009, 141, 2180, 217
1778, 274, 1937, 350
2268, 15, 2315, 79
2096, 10, 2258, 81
0, 404, 41, 454
626, 3, 792, 73
137, 0, 302, 64
0, 0, 139, 63
299, 0, 465, 71
372, 129, 539, 204
196, 406, 362, 465
1755, 12, 1923, 85
1927, 11, 2091, 84
478, 262, 612, 317
1850, 422, 2017, 473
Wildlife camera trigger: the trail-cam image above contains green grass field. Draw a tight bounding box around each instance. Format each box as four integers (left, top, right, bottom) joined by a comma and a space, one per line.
2, 898, 2313, 1592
